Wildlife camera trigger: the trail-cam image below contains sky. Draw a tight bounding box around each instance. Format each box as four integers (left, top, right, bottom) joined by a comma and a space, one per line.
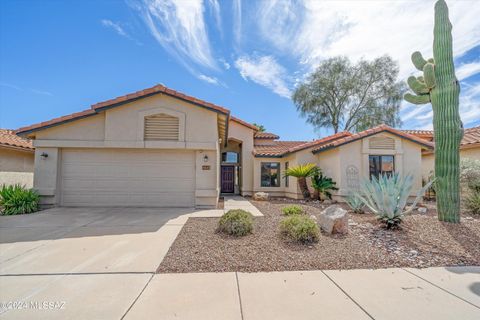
0, 0, 479, 141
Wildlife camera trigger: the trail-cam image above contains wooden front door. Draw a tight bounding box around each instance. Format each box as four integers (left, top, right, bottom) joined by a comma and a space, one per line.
221, 166, 235, 193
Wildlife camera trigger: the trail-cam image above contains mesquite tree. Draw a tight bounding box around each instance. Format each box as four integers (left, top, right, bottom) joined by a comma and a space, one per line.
404, 0, 463, 223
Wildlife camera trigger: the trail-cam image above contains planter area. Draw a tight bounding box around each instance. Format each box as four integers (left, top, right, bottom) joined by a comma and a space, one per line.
157, 199, 480, 273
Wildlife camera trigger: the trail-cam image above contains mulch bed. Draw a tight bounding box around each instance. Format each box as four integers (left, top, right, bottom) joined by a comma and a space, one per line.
157, 198, 480, 273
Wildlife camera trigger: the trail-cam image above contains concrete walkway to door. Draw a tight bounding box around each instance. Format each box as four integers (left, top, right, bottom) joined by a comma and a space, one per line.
223, 196, 263, 216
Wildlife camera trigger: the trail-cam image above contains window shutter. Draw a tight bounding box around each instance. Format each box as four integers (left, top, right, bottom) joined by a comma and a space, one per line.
369, 136, 395, 149
144, 113, 179, 141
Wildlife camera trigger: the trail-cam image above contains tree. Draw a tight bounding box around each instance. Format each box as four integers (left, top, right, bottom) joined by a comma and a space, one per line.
292, 56, 404, 133
284, 163, 317, 199
252, 123, 266, 132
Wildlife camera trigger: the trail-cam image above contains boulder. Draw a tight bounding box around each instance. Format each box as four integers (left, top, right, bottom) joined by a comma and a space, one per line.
253, 192, 269, 201
318, 205, 348, 234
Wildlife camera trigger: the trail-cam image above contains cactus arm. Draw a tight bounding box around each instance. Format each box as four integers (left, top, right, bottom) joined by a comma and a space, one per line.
423, 63, 436, 88
412, 51, 428, 71
404, 93, 430, 105
407, 76, 430, 94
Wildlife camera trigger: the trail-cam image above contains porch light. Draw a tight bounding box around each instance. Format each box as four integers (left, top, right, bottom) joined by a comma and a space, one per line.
40, 152, 48, 159
203, 154, 209, 162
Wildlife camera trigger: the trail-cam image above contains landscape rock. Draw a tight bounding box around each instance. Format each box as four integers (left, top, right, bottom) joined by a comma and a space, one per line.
253, 192, 269, 201
318, 205, 348, 234
417, 207, 427, 214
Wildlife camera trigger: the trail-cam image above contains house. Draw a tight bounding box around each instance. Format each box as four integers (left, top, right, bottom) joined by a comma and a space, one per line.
0, 129, 34, 187
403, 126, 480, 179
16, 84, 433, 208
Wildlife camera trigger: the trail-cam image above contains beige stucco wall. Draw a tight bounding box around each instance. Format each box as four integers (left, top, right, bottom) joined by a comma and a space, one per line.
228, 121, 255, 195
0, 147, 34, 187
30, 94, 221, 208
421, 146, 480, 180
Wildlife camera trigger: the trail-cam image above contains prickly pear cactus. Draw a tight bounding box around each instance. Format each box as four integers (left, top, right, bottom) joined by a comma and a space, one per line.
404, 0, 463, 223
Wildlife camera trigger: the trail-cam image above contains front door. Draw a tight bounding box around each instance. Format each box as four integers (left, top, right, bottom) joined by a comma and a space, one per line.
221, 166, 235, 193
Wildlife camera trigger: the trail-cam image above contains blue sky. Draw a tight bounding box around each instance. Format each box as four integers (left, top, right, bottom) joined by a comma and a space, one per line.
1, 0, 479, 141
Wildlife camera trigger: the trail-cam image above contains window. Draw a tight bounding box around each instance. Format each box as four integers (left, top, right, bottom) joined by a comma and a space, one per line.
261, 162, 280, 187
222, 152, 238, 163
369, 155, 394, 179
285, 162, 289, 187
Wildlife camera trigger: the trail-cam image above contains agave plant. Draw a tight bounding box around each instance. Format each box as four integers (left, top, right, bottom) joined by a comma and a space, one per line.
284, 163, 317, 199
346, 191, 365, 214
355, 173, 434, 229
311, 172, 338, 200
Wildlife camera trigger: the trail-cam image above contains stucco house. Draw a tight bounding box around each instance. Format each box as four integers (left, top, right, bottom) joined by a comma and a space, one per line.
16, 84, 433, 208
0, 129, 34, 187
403, 126, 480, 179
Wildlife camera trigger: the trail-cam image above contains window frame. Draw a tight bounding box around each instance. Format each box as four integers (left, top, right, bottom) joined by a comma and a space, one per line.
369, 155, 395, 179
260, 162, 281, 188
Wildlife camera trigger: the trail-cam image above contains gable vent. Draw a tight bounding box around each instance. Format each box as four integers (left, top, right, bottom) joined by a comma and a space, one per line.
369, 136, 395, 149
144, 113, 179, 141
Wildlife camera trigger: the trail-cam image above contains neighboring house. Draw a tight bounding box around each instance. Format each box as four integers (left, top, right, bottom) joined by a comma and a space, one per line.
0, 129, 34, 187
403, 126, 480, 179
16, 84, 433, 208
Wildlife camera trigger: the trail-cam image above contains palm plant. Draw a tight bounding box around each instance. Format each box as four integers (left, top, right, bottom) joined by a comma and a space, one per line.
284, 163, 317, 199
311, 172, 338, 200
355, 173, 434, 229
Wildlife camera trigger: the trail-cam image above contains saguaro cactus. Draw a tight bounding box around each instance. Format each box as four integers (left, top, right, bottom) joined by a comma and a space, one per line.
404, 0, 462, 223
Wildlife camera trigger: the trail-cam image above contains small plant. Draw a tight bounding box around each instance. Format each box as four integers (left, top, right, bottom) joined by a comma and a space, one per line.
284, 163, 317, 199
311, 171, 338, 200
465, 191, 480, 215
345, 192, 364, 214
282, 205, 304, 216
218, 209, 253, 236
355, 173, 433, 229
280, 215, 319, 243
0, 184, 40, 215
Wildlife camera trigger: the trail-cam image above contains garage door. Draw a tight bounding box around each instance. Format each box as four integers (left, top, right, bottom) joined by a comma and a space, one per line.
61, 149, 195, 207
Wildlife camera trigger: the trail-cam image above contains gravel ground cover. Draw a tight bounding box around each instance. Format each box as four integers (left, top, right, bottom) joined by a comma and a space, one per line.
158, 198, 480, 273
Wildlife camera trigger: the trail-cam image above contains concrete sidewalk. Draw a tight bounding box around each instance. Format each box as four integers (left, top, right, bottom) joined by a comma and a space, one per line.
223, 196, 263, 216
1, 267, 478, 319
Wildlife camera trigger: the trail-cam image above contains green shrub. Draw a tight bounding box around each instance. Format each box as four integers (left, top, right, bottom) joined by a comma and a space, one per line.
465, 191, 480, 215
345, 192, 364, 214
282, 205, 304, 216
280, 215, 319, 243
0, 184, 40, 215
218, 209, 253, 236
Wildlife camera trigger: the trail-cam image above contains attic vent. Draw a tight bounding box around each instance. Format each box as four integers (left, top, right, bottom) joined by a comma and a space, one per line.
144, 113, 179, 141
369, 136, 395, 149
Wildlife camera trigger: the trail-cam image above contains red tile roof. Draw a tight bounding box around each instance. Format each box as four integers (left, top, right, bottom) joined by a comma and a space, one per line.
0, 129, 34, 151
403, 126, 480, 149
230, 116, 259, 131
16, 84, 230, 135
254, 132, 279, 139
312, 125, 434, 154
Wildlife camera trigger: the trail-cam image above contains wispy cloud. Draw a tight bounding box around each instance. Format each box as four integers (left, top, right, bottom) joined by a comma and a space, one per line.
137, 0, 217, 72
233, 0, 242, 46
207, 0, 222, 35
198, 74, 220, 85
30, 89, 53, 96
101, 19, 129, 37
0, 82, 53, 97
235, 55, 291, 98
456, 60, 480, 81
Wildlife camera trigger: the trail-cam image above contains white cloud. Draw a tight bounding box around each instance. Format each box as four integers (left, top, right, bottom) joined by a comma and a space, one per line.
207, 0, 222, 34
198, 74, 220, 85
219, 58, 230, 70
138, 0, 217, 71
235, 55, 291, 98
456, 60, 480, 81
101, 19, 129, 37
30, 89, 53, 96
0, 83, 53, 96
233, 0, 242, 46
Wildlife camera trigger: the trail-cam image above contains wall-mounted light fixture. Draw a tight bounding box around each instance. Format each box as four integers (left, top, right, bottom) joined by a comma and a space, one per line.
203, 154, 209, 162
40, 152, 49, 159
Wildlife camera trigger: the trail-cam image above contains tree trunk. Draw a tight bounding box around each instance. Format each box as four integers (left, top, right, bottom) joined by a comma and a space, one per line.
312, 189, 319, 200
298, 177, 311, 199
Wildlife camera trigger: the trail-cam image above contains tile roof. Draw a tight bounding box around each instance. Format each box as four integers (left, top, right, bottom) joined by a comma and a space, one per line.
230, 116, 259, 131
312, 124, 434, 154
0, 129, 34, 151
403, 125, 480, 148
254, 132, 279, 139
16, 84, 230, 135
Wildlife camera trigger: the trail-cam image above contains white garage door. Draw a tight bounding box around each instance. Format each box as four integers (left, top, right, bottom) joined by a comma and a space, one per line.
61, 149, 195, 207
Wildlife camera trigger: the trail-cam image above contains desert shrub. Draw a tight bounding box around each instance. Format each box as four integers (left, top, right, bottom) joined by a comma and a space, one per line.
356, 173, 433, 229
282, 205, 304, 216
280, 215, 319, 243
218, 209, 253, 236
460, 158, 480, 191
0, 184, 39, 215
345, 192, 364, 214
465, 191, 480, 215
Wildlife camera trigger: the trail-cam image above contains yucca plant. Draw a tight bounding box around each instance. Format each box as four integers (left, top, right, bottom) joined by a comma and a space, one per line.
355, 173, 434, 229
311, 172, 338, 200
284, 163, 317, 199
346, 192, 365, 214
0, 184, 40, 215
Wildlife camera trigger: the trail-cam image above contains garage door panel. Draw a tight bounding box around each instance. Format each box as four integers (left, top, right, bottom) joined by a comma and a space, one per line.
61, 149, 195, 207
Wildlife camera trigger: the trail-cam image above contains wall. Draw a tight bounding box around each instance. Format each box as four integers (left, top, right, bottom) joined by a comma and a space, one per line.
0, 147, 34, 188
30, 94, 221, 208
421, 146, 480, 180
228, 121, 255, 195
